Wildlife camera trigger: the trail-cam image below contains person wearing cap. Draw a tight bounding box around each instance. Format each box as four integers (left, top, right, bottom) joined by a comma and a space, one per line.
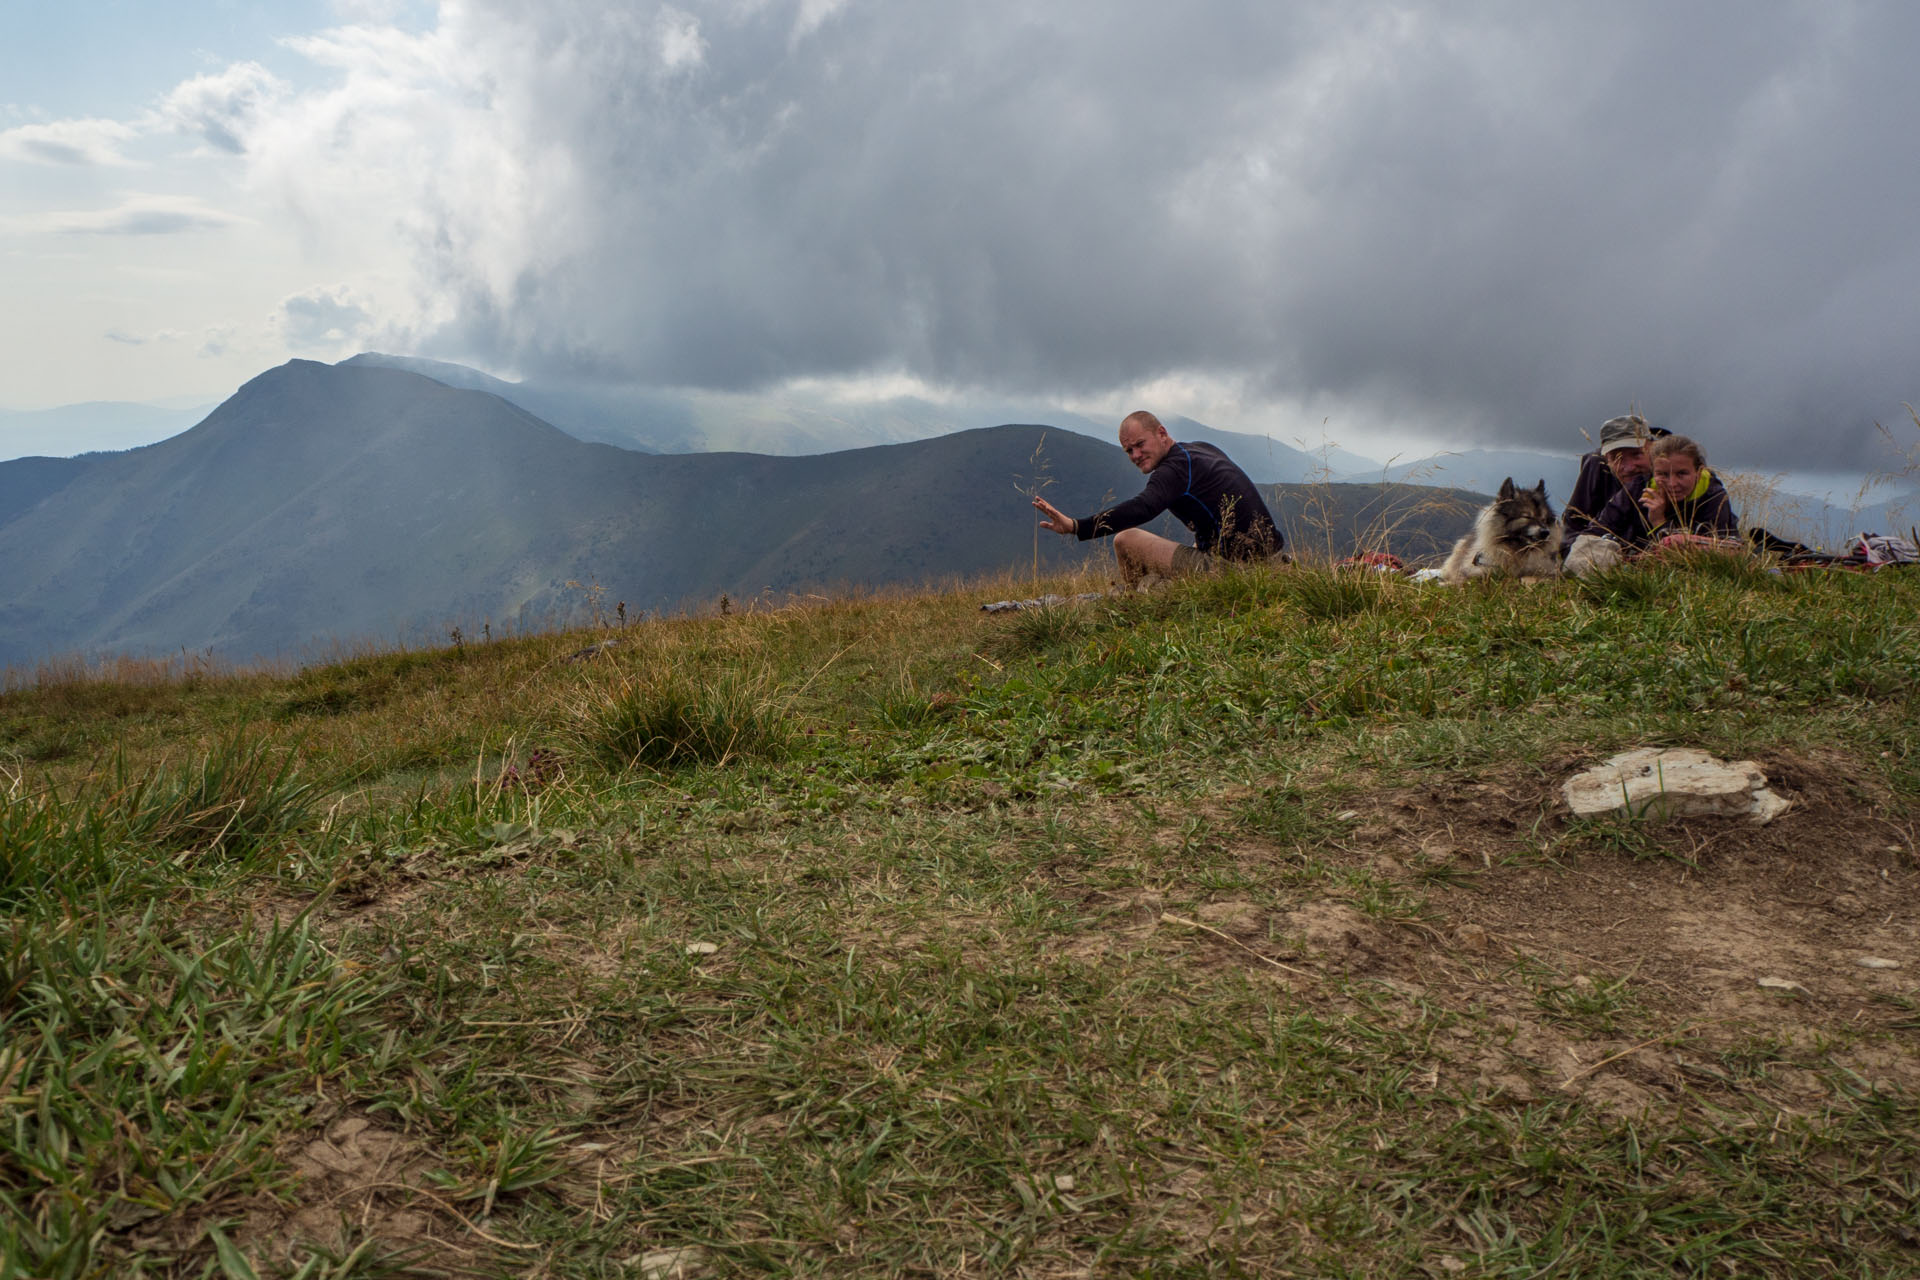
1031, 409, 1283, 587
1564, 414, 1668, 545
1561, 413, 1673, 576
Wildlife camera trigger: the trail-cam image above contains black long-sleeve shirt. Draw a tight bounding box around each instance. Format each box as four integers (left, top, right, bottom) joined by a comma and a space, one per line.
1075, 441, 1282, 559
1564, 451, 1621, 544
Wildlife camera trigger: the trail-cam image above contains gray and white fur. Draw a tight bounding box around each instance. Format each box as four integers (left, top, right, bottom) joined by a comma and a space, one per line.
1441, 478, 1563, 583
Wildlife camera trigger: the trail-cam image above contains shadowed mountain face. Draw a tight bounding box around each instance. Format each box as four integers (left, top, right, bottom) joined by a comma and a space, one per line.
0, 456, 96, 530
0, 361, 1479, 665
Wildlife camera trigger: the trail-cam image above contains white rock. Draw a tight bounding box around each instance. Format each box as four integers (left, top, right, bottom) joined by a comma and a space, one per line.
632, 1247, 706, 1279
1053, 1174, 1076, 1191
1857, 957, 1903, 970
1757, 976, 1809, 994
1562, 748, 1789, 825
685, 941, 720, 956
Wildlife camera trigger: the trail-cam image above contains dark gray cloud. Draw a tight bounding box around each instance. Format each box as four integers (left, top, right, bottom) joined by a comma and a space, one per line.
397, 0, 1920, 469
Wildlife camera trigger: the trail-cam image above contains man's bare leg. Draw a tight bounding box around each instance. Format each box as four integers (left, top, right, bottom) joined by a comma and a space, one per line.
1112, 528, 1187, 587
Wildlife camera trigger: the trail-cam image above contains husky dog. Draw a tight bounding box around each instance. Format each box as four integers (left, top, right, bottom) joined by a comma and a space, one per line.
1441, 478, 1563, 582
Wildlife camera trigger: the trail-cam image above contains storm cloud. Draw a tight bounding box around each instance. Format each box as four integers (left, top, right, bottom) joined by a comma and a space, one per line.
249, 0, 1920, 469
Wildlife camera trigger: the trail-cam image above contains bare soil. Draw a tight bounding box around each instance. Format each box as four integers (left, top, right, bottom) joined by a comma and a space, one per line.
1156, 749, 1920, 1115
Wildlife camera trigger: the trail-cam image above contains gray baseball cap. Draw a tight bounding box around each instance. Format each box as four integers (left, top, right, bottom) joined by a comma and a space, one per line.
1598, 414, 1650, 454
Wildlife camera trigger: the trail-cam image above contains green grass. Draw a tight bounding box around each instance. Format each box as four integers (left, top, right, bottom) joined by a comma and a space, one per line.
567, 667, 792, 770
2, 562, 1918, 1275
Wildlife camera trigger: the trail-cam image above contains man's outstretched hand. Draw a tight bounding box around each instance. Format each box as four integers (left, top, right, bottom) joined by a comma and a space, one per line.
1033, 495, 1077, 536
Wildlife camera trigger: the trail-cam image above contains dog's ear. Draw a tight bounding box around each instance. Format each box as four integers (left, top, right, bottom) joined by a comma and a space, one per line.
1533, 478, 1547, 497
1498, 477, 1517, 499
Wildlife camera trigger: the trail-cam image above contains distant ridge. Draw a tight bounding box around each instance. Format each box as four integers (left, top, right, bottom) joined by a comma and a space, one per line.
337, 353, 1376, 482
0, 400, 212, 460
0, 360, 1478, 665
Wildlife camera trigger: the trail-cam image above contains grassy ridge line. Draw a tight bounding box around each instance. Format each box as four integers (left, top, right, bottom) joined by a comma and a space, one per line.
2, 559, 1919, 1276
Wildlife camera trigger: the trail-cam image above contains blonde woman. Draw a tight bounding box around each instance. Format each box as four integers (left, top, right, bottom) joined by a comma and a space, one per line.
1591, 434, 1738, 553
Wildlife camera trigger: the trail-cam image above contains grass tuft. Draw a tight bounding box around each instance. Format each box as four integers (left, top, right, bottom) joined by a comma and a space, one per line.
989, 602, 1093, 657
1572, 561, 1671, 606
1274, 563, 1387, 619
569, 668, 791, 769
122, 731, 321, 863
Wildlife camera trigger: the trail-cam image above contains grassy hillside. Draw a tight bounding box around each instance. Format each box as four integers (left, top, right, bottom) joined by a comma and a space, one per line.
4, 557, 1919, 1277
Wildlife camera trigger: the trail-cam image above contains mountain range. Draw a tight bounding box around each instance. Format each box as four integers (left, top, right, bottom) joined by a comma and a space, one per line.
0, 360, 1478, 665
339, 353, 1377, 483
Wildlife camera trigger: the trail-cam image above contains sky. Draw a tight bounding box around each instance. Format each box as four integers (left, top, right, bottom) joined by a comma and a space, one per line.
3, 0, 1918, 475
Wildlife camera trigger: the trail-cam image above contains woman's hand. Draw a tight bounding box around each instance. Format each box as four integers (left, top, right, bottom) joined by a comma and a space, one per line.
1639, 483, 1668, 526
1652, 532, 1742, 556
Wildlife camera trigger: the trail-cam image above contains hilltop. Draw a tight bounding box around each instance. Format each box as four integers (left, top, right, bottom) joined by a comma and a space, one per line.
3, 556, 1917, 1276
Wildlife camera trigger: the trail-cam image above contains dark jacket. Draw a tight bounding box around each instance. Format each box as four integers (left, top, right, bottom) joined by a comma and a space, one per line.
1075, 441, 1282, 559
1592, 468, 1738, 551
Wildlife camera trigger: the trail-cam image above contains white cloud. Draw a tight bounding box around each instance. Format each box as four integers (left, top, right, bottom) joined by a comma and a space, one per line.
0, 118, 139, 166
24, 194, 245, 236
792, 0, 850, 41
277, 286, 376, 351
656, 8, 708, 72
328, 0, 416, 19
104, 329, 186, 346
155, 62, 289, 154
199, 325, 238, 359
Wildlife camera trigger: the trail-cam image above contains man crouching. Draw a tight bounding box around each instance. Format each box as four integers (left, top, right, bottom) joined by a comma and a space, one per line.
1032, 410, 1284, 587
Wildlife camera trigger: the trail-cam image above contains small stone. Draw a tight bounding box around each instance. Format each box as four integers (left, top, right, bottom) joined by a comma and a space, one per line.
1336, 810, 1360, 821
1454, 924, 1491, 953
1052, 1174, 1076, 1191
685, 942, 719, 956
634, 1247, 706, 1279
1437, 1257, 1468, 1274
1857, 957, 1902, 970
1757, 976, 1809, 995
1563, 747, 1788, 825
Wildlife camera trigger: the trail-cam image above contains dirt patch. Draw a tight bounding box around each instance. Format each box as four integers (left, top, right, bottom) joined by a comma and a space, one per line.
1075, 751, 1920, 1115
1351, 753, 1917, 1109
219, 1112, 503, 1275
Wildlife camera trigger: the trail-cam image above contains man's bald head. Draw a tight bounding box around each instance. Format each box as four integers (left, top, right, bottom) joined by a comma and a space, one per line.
1118, 410, 1175, 474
